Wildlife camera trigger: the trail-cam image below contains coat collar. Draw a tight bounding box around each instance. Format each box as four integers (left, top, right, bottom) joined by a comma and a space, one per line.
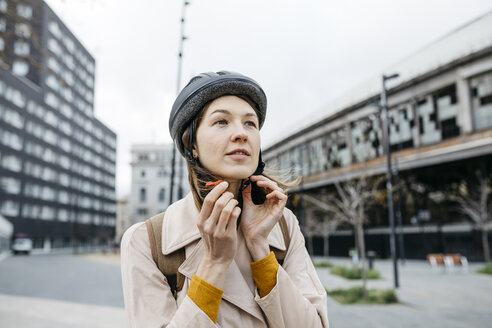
161, 192, 286, 255
162, 192, 287, 323
161, 193, 201, 255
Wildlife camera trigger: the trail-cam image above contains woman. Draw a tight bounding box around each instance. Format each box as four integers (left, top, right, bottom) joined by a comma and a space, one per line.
121, 71, 328, 327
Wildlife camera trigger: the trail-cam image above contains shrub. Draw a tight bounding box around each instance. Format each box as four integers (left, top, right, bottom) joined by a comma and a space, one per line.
477, 262, 492, 275
314, 261, 333, 268
330, 265, 380, 279
326, 286, 398, 304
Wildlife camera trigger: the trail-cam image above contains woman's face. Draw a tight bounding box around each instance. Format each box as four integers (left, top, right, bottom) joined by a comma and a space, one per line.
195, 95, 261, 181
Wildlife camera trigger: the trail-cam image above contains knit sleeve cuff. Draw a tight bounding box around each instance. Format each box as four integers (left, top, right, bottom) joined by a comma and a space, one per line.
250, 251, 279, 298
187, 274, 223, 323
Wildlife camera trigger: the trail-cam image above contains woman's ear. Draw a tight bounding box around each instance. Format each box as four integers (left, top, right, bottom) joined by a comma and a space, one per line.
192, 148, 198, 159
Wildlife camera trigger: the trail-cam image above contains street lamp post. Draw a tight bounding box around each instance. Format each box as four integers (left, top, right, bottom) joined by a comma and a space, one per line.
381, 73, 400, 288
169, 0, 190, 205
394, 156, 406, 265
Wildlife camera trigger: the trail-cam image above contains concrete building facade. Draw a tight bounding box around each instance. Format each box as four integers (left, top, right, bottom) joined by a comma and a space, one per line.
263, 10, 492, 261
129, 144, 188, 224
0, 0, 116, 251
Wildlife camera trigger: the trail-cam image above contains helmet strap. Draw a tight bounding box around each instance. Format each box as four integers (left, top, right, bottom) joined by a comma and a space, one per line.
254, 151, 265, 175
185, 123, 198, 165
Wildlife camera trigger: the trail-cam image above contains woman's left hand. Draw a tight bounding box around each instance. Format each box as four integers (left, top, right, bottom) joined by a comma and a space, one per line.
240, 175, 288, 261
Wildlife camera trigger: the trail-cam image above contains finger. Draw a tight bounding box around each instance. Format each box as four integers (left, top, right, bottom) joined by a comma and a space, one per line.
200, 181, 229, 221
249, 175, 277, 183
266, 190, 287, 217
226, 207, 241, 231
216, 198, 239, 231
266, 190, 288, 203
207, 191, 235, 228
254, 179, 280, 192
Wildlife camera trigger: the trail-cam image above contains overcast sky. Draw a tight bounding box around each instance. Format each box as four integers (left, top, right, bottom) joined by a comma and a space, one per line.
44, 0, 492, 198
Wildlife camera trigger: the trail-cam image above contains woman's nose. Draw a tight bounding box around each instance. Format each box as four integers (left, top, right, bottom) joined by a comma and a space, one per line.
230, 125, 248, 142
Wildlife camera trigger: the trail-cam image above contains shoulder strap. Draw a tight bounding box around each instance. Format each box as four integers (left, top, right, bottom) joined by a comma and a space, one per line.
270, 215, 291, 265
145, 212, 185, 300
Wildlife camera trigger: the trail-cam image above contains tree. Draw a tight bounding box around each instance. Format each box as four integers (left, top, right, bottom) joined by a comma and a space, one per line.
301, 194, 341, 257
449, 170, 491, 263
303, 176, 382, 298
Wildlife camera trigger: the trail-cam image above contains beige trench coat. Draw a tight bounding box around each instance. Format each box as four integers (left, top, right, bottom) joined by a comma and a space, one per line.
121, 193, 329, 327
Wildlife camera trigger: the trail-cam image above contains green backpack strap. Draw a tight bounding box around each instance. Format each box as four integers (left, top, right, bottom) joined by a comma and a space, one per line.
145, 212, 185, 300
146, 213, 291, 299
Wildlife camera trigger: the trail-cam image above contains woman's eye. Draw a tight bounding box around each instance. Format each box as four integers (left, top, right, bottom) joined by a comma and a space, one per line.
214, 119, 228, 125
245, 121, 257, 128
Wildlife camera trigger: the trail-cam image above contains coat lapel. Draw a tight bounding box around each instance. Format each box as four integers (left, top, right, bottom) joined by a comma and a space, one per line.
161, 193, 201, 255
178, 238, 265, 322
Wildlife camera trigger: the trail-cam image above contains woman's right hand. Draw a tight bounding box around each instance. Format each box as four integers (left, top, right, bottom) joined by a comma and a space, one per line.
195, 181, 240, 289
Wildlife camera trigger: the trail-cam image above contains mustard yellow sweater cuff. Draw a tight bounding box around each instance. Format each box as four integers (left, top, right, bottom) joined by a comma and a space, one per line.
187, 274, 223, 323
250, 251, 279, 298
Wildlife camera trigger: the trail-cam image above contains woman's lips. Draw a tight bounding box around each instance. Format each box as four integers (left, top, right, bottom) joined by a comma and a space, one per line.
226, 149, 250, 160
227, 153, 249, 160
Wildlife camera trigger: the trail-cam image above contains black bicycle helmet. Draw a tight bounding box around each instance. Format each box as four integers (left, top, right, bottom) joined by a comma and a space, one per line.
169, 71, 267, 157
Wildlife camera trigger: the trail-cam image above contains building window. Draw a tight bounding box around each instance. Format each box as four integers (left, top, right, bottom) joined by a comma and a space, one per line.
417, 96, 441, 145
139, 188, 146, 202
351, 116, 382, 163
471, 71, 492, 131
0, 36, 4, 51
137, 208, 148, 215
0, 18, 6, 32
0, 177, 21, 194
388, 105, 415, 152
434, 84, 459, 140
158, 188, 165, 202
157, 167, 166, 177
12, 60, 29, 76
1, 154, 22, 172
17, 4, 33, 19
14, 41, 30, 56
47, 38, 61, 56
140, 170, 145, 178
2, 106, 24, 129
45, 75, 59, 92
15, 23, 30, 37
0, 0, 6, 13
1, 200, 19, 217
48, 21, 62, 38
0, 131, 22, 150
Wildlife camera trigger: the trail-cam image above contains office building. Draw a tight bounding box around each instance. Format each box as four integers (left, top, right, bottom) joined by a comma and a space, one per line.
129, 144, 188, 224
0, 0, 116, 250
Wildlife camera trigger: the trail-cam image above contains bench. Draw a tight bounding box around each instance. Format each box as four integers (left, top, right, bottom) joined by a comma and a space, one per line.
427, 253, 468, 272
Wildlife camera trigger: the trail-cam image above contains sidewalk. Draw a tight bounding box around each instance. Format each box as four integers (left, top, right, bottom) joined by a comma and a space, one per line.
0, 293, 126, 328
315, 257, 492, 328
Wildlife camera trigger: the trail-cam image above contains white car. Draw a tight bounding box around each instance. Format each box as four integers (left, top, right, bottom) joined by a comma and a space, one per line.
12, 238, 33, 255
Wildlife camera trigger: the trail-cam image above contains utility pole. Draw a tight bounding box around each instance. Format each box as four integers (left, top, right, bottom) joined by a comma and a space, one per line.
394, 156, 406, 265
169, 0, 190, 205
381, 73, 400, 288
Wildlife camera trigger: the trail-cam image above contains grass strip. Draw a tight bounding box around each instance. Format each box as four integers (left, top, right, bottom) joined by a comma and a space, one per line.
326, 286, 398, 304
330, 265, 380, 279
313, 261, 333, 268
477, 262, 492, 275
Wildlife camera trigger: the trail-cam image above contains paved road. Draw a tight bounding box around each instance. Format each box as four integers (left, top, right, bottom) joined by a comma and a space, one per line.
0, 253, 126, 328
1, 253, 491, 327
0, 253, 123, 308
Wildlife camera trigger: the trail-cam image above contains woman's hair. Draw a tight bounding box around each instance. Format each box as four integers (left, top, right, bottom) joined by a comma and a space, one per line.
181, 95, 300, 210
